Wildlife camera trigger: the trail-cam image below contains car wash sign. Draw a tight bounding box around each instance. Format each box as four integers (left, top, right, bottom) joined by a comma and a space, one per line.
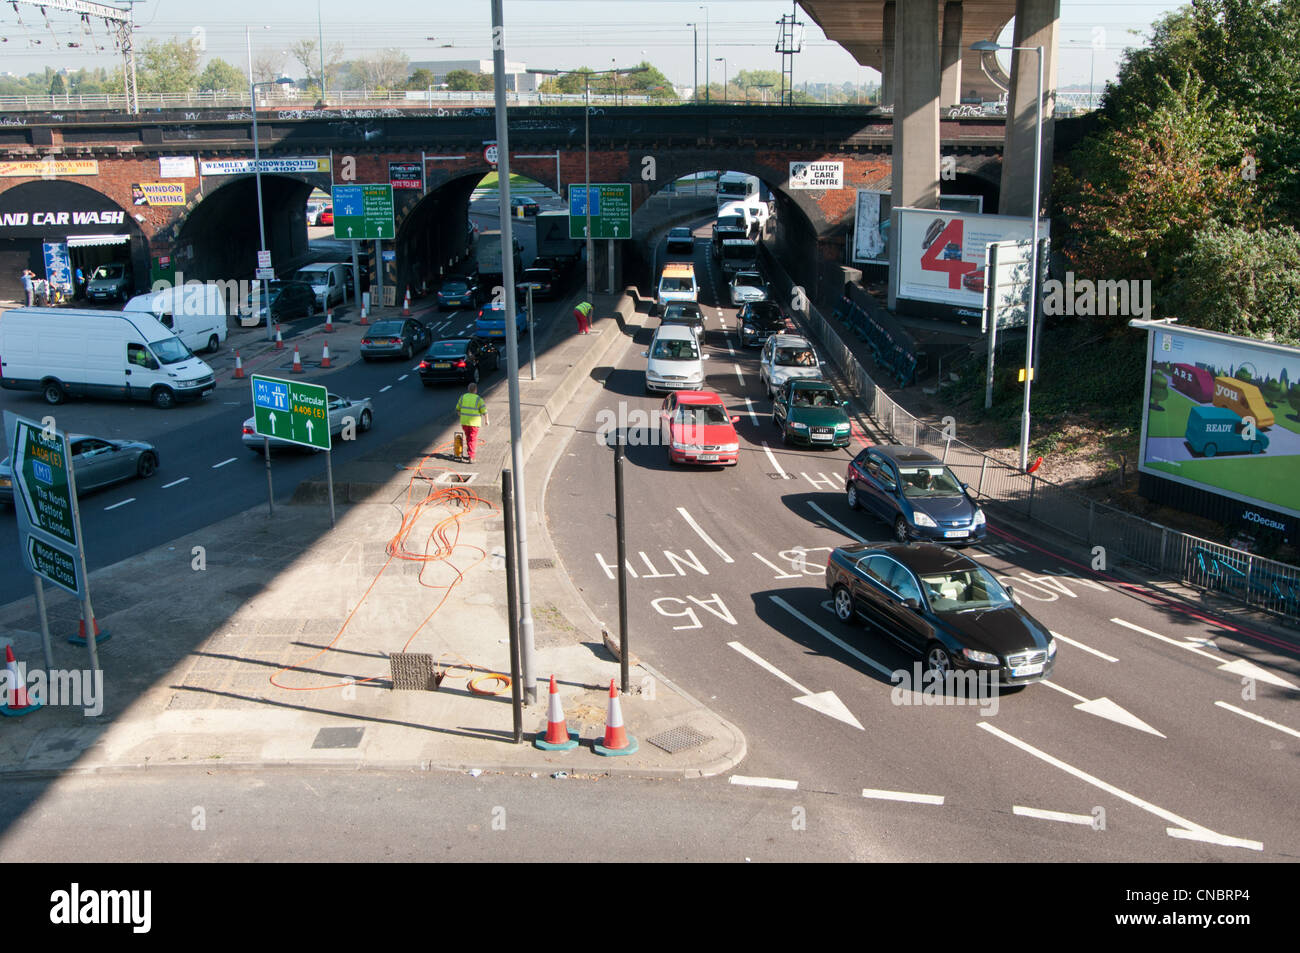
3, 411, 85, 597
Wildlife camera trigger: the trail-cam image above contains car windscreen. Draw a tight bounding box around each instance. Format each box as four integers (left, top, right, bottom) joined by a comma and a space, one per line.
442, 281, 470, 293
792, 388, 836, 407
522, 270, 551, 282
427, 340, 469, 356
663, 305, 700, 320
775, 347, 815, 367
723, 245, 757, 260
734, 274, 763, 287
717, 218, 745, 230
899, 466, 964, 498
919, 567, 1012, 612
677, 405, 729, 426
652, 339, 700, 361
659, 278, 694, 292
369, 322, 404, 336
93, 265, 124, 279
747, 304, 783, 324
148, 337, 193, 365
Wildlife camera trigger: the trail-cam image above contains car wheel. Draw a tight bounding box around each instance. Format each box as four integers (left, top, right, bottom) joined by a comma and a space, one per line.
781, 423, 793, 446
893, 516, 910, 543
1251, 441, 1264, 454
833, 585, 856, 623
207, 334, 220, 353
471, 366, 480, 384
403, 344, 412, 360
42, 381, 65, 405
136, 452, 158, 478
358, 410, 372, 432
306, 299, 315, 318
847, 483, 860, 510
152, 387, 176, 410
925, 643, 953, 680
1203, 443, 1217, 458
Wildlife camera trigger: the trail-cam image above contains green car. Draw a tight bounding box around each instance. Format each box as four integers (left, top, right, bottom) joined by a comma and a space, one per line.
773, 379, 852, 448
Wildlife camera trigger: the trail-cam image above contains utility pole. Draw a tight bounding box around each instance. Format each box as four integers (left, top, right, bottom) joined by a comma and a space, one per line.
17, 0, 141, 113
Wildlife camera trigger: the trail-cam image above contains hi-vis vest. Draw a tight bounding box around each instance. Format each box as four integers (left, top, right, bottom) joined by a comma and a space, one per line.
575, 301, 593, 318
457, 393, 487, 427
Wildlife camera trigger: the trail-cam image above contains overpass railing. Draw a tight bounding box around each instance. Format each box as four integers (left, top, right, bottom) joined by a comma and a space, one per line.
761, 249, 1300, 625
0, 89, 650, 112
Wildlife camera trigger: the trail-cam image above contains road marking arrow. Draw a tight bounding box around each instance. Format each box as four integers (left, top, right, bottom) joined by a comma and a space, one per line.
1112, 618, 1297, 689
728, 640, 863, 730
1040, 680, 1165, 737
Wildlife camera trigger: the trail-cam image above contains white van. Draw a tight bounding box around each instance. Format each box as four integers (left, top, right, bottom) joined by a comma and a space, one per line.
656, 262, 698, 313
123, 284, 227, 354
292, 262, 352, 308
0, 307, 216, 409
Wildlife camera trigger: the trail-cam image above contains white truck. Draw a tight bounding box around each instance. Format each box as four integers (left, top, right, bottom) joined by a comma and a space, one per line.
0, 307, 216, 409
123, 284, 228, 354
716, 172, 772, 234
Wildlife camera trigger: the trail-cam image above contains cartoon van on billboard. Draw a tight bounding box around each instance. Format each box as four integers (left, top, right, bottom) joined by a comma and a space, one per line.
1170, 363, 1215, 403
1212, 376, 1274, 429
1184, 405, 1269, 457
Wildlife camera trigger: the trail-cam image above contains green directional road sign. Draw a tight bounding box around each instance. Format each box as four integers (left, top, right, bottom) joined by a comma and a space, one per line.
28, 536, 79, 595
568, 183, 632, 240
332, 184, 396, 240
4, 410, 86, 598
251, 375, 331, 451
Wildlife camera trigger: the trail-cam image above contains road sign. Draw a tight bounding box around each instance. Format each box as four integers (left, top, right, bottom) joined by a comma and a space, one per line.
568, 183, 631, 240
251, 375, 331, 451
484, 143, 498, 165
331, 184, 395, 240
4, 411, 86, 597
257, 250, 272, 269
27, 536, 79, 595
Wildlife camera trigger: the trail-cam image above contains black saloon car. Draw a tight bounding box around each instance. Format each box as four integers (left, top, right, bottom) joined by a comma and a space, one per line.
666, 227, 695, 254
739, 300, 789, 347
825, 542, 1057, 686
418, 337, 501, 385
516, 266, 558, 300
245, 280, 318, 325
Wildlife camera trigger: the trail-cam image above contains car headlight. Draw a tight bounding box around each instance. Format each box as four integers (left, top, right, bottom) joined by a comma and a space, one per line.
720, 443, 739, 453
790, 421, 808, 430
672, 442, 690, 452
962, 647, 1001, 666
912, 512, 937, 528
743, 325, 755, 333
835, 423, 850, 431
1047, 638, 1057, 658
973, 508, 986, 526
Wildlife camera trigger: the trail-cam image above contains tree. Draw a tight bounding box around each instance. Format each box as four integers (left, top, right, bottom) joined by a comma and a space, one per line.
50, 73, 66, 96
444, 69, 492, 91
291, 38, 347, 97
251, 49, 287, 85
137, 38, 202, 93
351, 48, 409, 90
199, 59, 247, 93
1150, 370, 1170, 410
1261, 378, 1283, 406
407, 68, 437, 91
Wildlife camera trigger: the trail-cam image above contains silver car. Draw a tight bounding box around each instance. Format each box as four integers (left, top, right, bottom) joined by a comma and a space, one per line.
729, 270, 771, 306
0, 434, 158, 504
240, 392, 373, 451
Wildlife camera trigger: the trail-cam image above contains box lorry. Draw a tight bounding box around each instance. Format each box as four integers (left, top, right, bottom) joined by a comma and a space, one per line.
535, 210, 581, 264
123, 284, 227, 354
0, 307, 216, 409
1184, 405, 1269, 457
474, 229, 523, 302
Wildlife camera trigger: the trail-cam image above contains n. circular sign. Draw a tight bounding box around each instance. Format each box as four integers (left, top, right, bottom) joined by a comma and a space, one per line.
484, 144, 499, 165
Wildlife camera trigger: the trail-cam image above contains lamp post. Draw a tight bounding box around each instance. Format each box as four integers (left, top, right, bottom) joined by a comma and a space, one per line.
972, 40, 1044, 472
756, 82, 774, 104
688, 22, 698, 101
247, 26, 294, 342
699, 5, 710, 102
715, 56, 727, 102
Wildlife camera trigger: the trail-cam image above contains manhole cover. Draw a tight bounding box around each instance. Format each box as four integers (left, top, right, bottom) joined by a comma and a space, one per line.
768, 472, 794, 480
312, 727, 365, 749
391, 652, 438, 691
529, 558, 554, 569
646, 725, 712, 754
435, 471, 477, 484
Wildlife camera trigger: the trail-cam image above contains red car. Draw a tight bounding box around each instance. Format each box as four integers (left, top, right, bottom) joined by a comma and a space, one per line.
320, 206, 334, 225
659, 390, 741, 466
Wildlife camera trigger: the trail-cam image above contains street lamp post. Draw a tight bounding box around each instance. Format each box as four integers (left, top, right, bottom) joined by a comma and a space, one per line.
715, 57, 726, 102
699, 5, 710, 102
688, 22, 698, 102
972, 40, 1044, 472
247, 27, 294, 342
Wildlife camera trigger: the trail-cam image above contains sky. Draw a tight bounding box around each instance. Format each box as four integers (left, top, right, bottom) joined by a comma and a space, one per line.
0, 0, 1191, 91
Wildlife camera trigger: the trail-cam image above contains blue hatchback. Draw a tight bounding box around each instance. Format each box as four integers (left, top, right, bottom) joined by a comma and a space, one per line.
845, 445, 987, 546
475, 301, 528, 339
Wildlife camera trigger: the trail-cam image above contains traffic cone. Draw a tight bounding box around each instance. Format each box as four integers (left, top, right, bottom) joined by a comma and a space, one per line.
291, 346, 303, 373
68, 605, 111, 646
402, 287, 411, 316
359, 304, 369, 327
593, 678, 638, 756
324, 309, 334, 333
274, 324, 284, 350
232, 350, 245, 379
0, 645, 41, 717
320, 343, 331, 368
533, 675, 579, 750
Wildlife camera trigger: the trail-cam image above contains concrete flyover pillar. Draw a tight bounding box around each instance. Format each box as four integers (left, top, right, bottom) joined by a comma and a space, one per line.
881, 2, 896, 107
999, 0, 1060, 218
941, 1, 964, 107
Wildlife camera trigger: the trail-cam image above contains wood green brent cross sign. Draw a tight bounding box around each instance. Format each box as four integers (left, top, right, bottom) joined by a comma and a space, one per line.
568, 184, 632, 240
4, 410, 85, 596
251, 375, 331, 450
331, 184, 395, 239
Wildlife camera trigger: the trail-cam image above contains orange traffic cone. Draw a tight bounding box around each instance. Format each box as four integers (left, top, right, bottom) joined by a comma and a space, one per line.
320, 343, 331, 368
232, 350, 245, 379
0, 645, 41, 716
68, 605, 111, 646
324, 309, 334, 333
291, 346, 303, 373
593, 678, 638, 756
533, 674, 579, 750
402, 287, 412, 316
274, 324, 284, 350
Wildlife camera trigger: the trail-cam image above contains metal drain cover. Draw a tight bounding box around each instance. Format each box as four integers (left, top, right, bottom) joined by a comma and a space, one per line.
312, 726, 365, 749
391, 652, 438, 691
529, 558, 554, 569
646, 725, 712, 754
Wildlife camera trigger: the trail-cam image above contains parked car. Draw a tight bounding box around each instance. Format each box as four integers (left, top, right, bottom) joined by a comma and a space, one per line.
510, 195, 540, 216
758, 333, 822, 398
85, 263, 133, 302
826, 541, 1056, 686
773, 379, 851, 448
739, 301, 789, 347
243, 280, 318, 326
306, 201, 327, 225
241, 392, 372, 452
475, 300, 528, 340
643, 324, 708, 394
729, 270, 771, 307
319, 206, 334, 225
845, 445, 987, 545
418, 337, 501, 386
0, 433, 158, 505
659, 390, 740, 466
437, 276, 479, 310
660, 302, 705, 342
666, 227, 695, 255
360, 319, 432, 361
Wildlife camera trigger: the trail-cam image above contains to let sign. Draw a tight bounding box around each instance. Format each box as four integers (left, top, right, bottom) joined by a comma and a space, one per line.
389, 162, 422, 190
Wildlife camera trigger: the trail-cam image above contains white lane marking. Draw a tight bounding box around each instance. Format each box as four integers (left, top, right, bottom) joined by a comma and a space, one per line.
1214, 701, 1300, 740
806, 501, 867, 543
977, 722, 1262, 851
398, 374, 409, 381
727, 641, 864, 729
730, 775, 799, 790
104, 498, 135, 511
761, 441, 787, 479
742, 398, 759, 425
861, 788, 944, 806
411, 364, 421, 372
734, 360, 744, 384
676, 506, 734, 563
212, 457, 236, 469
770, 596, 895, 679
970, 552, 994, 560
161, 477, 189, 489
729, 641, 811, 694
1110, 618, 1220, 662
1051, 630, 1118, 663
1013, 805, 1095, 826
1041, 681, 1165, 736
1113, 618, 1297, 688
1039, 680, 1087, 704
380, 385, 393, 393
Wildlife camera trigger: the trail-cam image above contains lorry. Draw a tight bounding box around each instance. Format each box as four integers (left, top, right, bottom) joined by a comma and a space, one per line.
535, 210, 581, 265
474, 229, 523, 302
719, 238, 760, 276
0, 307, 216, 409
1184, 405, 1269, 457
716, 172, 772, 233
712, 212, 749, 259
1212, 376, 1274, 430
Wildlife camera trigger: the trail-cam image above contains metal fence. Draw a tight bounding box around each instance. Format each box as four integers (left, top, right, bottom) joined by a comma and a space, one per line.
767, 254, 1300, 625
0, 88, 646, 112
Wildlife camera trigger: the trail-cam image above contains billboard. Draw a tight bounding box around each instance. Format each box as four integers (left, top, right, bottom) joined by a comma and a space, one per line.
1137, 324, 1300, 521
853, 194, 984, 266
890, 207, 1048, 320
